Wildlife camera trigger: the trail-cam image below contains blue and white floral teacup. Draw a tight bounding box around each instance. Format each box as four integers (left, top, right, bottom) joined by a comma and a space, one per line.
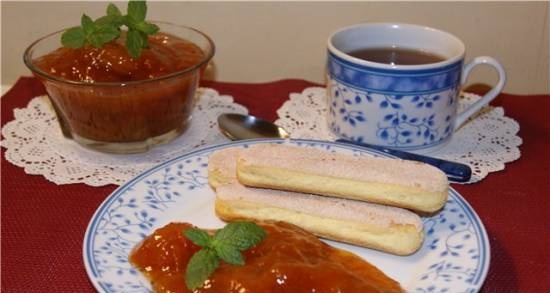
327, 23, 506, 152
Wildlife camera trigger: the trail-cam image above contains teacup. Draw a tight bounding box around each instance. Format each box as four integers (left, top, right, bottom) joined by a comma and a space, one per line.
326, 23, 506, 152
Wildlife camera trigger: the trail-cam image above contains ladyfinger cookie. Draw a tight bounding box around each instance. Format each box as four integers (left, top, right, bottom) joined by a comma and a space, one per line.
208, 147, 241, 190
215, 182, 424, 255
237, 144, 449, 213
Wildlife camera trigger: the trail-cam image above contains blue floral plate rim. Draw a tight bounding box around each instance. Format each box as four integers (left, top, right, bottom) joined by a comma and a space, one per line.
83, 138, 490, 293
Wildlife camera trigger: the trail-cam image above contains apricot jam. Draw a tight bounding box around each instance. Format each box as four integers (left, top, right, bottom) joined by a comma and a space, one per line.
26, 26, 213, 153
34, 33, 204, 83
129, 221, 404, 293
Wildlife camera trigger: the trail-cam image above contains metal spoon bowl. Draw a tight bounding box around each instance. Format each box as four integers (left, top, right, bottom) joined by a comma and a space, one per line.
218, 113, 289, 140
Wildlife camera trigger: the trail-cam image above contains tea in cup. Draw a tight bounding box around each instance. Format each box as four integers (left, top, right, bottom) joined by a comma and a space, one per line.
326, 23, 506, 152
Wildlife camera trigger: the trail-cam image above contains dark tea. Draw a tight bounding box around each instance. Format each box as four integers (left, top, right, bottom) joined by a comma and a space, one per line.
347, 47, 445, 65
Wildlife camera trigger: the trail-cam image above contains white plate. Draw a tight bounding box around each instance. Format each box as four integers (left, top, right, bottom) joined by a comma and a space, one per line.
83, 139, 490, 293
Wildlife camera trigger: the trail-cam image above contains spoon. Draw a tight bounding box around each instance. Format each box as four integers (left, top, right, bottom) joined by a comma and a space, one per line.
218, 113, 471, 182
218, 113, 290, 140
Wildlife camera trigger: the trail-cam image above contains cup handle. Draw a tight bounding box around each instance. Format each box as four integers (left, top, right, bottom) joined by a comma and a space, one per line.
454, 56, 506, 129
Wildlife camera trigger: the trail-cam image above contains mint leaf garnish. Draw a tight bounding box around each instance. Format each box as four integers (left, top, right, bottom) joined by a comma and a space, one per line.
96, 4, 123, 27
61, 27, 86, 48
89, 25, 120, 48
127, 0, 147, 22
136, 21, 159, 35
123, 1, 159, 57
62, 11, 121, 49
60, 1, 158, 58
185, 249, 219, 291
214, 245, 245, 265
140, 31, 149, 47
81, 14, 95, 35
213, 222, 267, 251
106, 3, 122, 17
126, 29, 143, 58
183, 222, 267, 290
184, 228, 213, 247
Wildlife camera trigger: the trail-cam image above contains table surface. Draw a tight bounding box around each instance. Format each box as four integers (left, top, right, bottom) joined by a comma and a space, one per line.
2, 77, 549, 292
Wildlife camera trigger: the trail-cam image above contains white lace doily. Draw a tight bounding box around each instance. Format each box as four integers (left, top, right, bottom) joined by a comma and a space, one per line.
275, 87, 522, 184
1, 88, 246, 186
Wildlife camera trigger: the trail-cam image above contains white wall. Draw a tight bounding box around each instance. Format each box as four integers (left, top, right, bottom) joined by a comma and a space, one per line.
2, 1, 549, 94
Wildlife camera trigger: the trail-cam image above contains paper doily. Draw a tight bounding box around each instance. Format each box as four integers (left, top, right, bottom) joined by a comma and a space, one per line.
275, 87, 522, 183
1, 88, 246, 186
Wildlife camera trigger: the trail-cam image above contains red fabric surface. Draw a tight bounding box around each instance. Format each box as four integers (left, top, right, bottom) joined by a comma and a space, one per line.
2, 77, 549, 292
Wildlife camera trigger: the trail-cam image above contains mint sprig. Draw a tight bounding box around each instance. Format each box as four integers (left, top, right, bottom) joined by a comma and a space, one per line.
61, 14, 119, 49
183, 222, 267, 290
60, 1, 159, 58
95, 4, 124, 27
124, 1, 159, 58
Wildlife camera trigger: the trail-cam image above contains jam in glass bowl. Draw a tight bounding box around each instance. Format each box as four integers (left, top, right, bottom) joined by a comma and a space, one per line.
24, 22, 215, 153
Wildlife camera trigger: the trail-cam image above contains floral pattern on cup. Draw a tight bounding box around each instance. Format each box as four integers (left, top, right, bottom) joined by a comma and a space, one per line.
328, 79, 458, 150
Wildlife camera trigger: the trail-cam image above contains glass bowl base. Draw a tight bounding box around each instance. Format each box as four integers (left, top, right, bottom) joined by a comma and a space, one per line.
72, 127, 185, 154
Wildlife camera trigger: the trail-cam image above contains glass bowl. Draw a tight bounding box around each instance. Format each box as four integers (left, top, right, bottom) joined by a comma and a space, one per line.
24, 22, 215, 154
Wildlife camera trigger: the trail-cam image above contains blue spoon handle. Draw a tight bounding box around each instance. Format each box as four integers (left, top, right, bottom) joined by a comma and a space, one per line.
335, 139, 472, 183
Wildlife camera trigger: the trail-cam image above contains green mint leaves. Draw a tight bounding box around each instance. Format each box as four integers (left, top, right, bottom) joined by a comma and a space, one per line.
61, 27, 86, 48
127, 0, 147, 22
183, 222, 267, 290
61, 12, 121, 50
95, 4, 124, 27
185, 249, 219, 290
60, 1, 159, 58
123, 1, 159, 58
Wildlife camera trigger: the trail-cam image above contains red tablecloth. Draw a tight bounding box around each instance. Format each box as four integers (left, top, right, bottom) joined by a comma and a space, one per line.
2, 77, 549, 292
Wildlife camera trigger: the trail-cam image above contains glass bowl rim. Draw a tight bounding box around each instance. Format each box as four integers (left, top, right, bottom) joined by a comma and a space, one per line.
23, 21, 215, 87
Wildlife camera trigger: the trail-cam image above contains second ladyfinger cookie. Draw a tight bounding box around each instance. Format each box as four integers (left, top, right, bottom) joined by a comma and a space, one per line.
236, 144, 448, 213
